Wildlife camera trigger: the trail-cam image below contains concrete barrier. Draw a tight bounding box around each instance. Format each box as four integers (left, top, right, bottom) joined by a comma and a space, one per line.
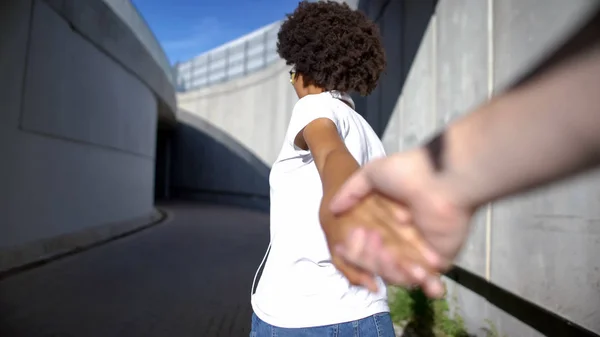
170, 110, 270, 211
0, 0, 176, 272
178, 59, 298, 166
367, 0, 600, 335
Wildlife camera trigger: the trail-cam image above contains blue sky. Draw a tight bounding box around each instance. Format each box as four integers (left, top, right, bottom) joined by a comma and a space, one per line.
133, 0, 302, 64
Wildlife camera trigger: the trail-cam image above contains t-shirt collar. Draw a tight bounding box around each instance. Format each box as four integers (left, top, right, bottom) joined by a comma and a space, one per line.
327, 90, 355, 110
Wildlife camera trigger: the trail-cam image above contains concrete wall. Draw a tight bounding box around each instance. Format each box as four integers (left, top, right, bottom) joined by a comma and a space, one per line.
0, 0, 175, 272
174, 0, 359, 169
175, 0, 599, 334
103, 0, 175, 86
367, 0, 600, 335
173, 1, 364, 208
177, 59, 298, 166
169, 110, 270, 211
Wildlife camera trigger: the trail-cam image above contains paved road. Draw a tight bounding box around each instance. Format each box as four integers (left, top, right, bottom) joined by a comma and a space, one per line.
0, 204, 270, 337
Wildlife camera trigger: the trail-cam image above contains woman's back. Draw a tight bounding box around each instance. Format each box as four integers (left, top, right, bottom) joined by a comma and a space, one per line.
249, 1, 395, 335
251, 92, 389, 328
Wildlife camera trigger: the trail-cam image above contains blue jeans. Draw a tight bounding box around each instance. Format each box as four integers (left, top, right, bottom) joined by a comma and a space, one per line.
250, 312, 396, 337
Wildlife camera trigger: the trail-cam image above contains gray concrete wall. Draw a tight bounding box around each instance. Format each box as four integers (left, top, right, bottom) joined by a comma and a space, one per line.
103, 0, 175, 86
0, 0, 175, 271
169, 110, 270, 211
175, 0, 599, 334
369, 0, 600, 335
177, 59, 298, 166
175, 61, 295, 208
174, 0, 358, 169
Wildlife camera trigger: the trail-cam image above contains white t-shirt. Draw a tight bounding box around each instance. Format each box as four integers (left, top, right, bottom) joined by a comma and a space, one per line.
251, 91, 389, 328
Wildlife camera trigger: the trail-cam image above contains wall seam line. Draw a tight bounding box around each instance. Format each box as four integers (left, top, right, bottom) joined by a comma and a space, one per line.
485, 0, 495, 283
17, 0, 37, 131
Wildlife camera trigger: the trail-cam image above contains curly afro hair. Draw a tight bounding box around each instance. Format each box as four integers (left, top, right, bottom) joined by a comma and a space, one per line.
277, 1, 386, 96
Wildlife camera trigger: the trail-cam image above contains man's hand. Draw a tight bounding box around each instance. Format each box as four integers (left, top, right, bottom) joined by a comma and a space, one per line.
329, 148, 475, 297
321, 192, 443, 295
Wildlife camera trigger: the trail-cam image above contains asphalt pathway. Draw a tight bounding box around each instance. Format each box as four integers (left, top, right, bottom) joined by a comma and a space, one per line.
0, 203, 270, 337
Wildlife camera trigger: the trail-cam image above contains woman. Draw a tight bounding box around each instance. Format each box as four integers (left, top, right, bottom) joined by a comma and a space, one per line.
250, 1, 397, 336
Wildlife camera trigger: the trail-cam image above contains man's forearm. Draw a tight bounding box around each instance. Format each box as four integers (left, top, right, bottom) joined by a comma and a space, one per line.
434, 41, 600, 209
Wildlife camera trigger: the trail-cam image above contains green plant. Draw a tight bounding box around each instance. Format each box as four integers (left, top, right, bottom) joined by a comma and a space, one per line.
388, 285, 470, 337
388, 286, 414, 323
432, 295, 468, 336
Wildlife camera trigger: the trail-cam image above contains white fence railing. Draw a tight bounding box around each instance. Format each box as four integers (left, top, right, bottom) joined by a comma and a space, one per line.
174, 21, 283, 92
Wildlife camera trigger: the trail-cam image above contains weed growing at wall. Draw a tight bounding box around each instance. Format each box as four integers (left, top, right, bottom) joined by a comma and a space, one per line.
388, 286, 470, 337
482, 319, 508, 337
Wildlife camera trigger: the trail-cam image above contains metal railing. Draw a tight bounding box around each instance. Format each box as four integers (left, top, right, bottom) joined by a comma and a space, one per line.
174, 21, 283, 92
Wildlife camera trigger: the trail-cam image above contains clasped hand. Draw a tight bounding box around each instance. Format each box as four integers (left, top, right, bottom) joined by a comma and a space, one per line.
322, 149, 474, 298
322, 192, 445, 298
